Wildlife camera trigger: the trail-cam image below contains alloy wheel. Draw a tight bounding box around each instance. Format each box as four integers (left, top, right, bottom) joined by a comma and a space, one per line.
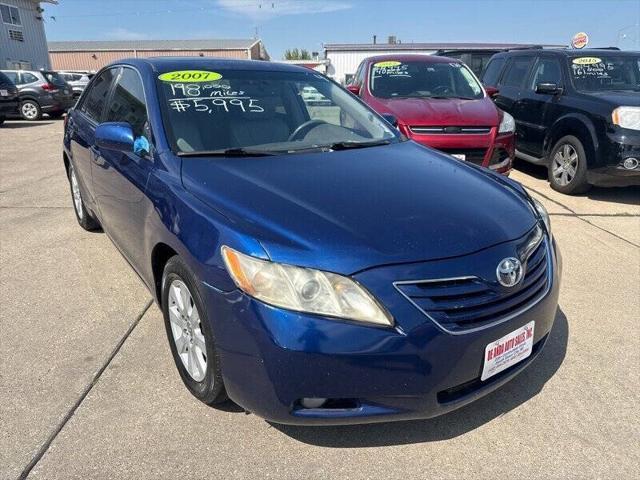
551, 144, 578, 187
70, 167, 83, 220
21, 102, 39, 120
167, 279, 207, 382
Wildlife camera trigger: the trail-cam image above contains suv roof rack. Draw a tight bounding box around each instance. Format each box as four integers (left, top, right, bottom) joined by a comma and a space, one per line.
507, 45, 544, 51
587, 47, 621, 50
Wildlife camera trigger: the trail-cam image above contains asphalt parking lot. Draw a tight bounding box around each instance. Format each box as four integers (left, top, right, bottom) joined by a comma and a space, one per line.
1, 120, 638, 480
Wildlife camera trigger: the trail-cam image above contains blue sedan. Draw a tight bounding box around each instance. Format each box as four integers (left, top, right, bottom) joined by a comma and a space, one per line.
63, 58, 561, 425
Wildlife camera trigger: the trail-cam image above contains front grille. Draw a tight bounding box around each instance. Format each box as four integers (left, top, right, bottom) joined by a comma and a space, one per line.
395, 237, 549, 333
410, 126, 491, 135
439, 148, 487, 166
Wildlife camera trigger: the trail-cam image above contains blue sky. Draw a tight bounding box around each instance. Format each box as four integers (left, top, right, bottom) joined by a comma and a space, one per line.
43, 0, 640, 58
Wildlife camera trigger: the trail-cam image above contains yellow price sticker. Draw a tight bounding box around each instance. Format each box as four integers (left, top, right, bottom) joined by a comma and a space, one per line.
373, 61, 402, 68
158, 70, 222, 82
572, 57, 602, 65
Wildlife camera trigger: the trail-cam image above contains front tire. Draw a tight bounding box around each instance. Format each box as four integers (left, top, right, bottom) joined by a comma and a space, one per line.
547, 135, 591, 195
20, 100, 42, 121
68, 164, 100, 231
161, 256, 227, 405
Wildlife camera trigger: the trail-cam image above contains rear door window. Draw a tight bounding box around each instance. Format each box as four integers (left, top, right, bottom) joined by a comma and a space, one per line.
21, 73, 38, 84
80, 68, 117, 122
500, 56, 535, 88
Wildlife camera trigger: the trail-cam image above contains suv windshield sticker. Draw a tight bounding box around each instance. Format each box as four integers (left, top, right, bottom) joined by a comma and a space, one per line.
571, 59, 609, 78
572, 57, 602, 65
372, 62, 411, 77
158, 70, 222, 82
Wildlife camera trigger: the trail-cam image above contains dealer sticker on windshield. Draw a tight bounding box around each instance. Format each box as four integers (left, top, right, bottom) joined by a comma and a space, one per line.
481, 321, 534, 381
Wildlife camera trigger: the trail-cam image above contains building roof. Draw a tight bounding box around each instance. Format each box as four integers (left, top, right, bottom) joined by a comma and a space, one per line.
48, 39, 260, 52
324, 42, 565, 52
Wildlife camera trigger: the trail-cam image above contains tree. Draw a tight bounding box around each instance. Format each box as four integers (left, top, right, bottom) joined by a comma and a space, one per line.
284, 48, 312, 60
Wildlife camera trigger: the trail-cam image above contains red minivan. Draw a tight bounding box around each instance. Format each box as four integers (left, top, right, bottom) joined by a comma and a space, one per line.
347, 55, 515, 174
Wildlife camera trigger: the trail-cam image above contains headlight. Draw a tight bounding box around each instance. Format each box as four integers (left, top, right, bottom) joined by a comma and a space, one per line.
532, 198, 551, 235
221, 246, 393, 326
498, 111, 515, 134
612, 106, 640, 131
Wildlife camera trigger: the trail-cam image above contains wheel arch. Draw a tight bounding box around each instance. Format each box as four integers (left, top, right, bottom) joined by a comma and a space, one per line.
544, 114, 598, 167
151, 242, 178, 303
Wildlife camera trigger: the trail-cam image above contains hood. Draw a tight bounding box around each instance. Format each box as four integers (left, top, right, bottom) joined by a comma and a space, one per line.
182, 141, 536, 274
581, 90, 640, 107
370, 96, 500, 127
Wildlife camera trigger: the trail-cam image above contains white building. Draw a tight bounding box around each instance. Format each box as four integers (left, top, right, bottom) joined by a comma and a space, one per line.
324, 42, 564, 84
0, 0, 56, 69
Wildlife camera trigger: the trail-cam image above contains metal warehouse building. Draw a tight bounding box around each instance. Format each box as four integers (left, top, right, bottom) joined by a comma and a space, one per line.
324, 41, 564, 84
48, 38, 269, 71
0, 0, 55, 70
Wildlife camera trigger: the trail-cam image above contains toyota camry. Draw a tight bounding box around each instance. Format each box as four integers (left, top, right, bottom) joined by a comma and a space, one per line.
63, 58, 561, 425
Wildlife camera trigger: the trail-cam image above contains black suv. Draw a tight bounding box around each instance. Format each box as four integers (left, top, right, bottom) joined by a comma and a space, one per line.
482, 48, 640, 194
0, 71, 19, 125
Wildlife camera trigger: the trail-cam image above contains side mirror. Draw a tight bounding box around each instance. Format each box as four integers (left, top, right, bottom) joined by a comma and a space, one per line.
484, 86, 499, 98
95, 122, 134, 153
346, 84, 360, 95
535, 82, 562, 95
381, 113, 398, 128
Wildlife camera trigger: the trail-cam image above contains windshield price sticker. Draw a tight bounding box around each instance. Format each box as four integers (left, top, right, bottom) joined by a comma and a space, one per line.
158, 70, 222, 82
372, 62, 410, 77
169, 97, 263, 113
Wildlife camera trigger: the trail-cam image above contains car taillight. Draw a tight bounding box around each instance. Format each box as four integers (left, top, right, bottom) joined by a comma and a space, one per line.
42, 83, 58, 92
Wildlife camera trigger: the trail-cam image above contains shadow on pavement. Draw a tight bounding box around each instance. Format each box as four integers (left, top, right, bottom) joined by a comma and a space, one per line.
1, 120, 56, 128
273, 307, 568, 447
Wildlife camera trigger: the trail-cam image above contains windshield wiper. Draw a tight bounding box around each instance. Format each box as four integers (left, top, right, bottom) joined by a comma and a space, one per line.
326, 139, 392, 151
177, 147, 277, 157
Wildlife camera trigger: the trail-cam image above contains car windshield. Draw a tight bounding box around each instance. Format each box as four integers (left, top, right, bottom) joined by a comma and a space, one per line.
569, 55, 640, 92
368, 60, 484, 99
156, 68, 400, 155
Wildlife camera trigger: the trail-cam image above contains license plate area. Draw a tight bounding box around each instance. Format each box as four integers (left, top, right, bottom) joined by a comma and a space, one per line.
481, 321, 534, 381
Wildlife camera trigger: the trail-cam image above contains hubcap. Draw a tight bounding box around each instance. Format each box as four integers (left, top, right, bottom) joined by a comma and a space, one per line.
22, 102, 38, 120
168, 279, 207, 382
551, 144, 578, 186
70, 168, 83, 220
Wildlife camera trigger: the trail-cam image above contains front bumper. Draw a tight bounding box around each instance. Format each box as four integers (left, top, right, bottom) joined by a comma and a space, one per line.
201, 234, 561, 425
591, 128, 640, 186
401, 125, 515, 175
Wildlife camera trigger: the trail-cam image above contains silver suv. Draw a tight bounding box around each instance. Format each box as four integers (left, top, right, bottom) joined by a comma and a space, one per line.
0, 70, 75, 120
59, 71, 93, 98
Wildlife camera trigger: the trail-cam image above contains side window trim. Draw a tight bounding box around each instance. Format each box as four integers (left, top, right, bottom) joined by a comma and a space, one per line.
106, 65, 153, 157
77, 66, 119, 125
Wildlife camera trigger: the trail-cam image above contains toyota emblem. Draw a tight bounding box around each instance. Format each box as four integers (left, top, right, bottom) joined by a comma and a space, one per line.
496, 257, 524, 287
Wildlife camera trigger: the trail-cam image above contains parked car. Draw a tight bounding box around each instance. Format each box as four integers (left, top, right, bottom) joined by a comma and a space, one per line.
482, 48, 640, 193
0, 70, 75, 120
59, 71, 93, 98
347, 55, 515, 174
63, 58, 560, 425
0, 71, 19, 125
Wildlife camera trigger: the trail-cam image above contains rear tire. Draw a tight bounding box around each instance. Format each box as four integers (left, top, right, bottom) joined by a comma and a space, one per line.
20, 100, 42, 121
161, 256, 228, 405
68, 164, 100, 231
0, 116, 5, 126
547, 135, 591, 195
48, 111, 64, 119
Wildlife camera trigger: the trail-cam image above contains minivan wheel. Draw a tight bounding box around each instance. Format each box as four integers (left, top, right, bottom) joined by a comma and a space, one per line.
548, 135, 591, 195
161, 256, 227, 405
20, 100, 42, 121
68, 164, 100, 230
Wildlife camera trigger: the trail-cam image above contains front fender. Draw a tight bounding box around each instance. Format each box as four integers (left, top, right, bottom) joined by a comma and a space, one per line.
544, 113, 600, 161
